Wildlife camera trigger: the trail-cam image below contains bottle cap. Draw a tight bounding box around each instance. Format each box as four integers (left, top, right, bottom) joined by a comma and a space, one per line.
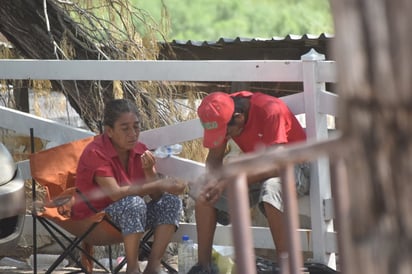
182, 234, 190, 241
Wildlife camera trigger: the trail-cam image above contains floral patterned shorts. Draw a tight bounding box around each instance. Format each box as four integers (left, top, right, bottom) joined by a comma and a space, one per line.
104, 193, 182, 235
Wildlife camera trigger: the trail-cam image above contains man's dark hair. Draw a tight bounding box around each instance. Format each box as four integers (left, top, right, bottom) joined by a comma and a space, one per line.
232, 96, 249, 114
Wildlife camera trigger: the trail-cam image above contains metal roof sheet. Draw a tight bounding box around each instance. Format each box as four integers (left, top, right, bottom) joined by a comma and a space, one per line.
166, 33, 334, 47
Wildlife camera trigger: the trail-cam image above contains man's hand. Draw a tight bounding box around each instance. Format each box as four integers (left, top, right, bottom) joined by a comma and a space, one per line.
197, 176, 228, 205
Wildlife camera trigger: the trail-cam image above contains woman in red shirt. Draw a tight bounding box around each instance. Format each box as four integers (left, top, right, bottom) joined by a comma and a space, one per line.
72, 99, 185, 274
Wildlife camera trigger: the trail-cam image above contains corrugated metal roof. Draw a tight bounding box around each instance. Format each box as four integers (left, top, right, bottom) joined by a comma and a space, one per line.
159, 33, 334, 62
167, 33, 334, 47
158, 33, 335, 97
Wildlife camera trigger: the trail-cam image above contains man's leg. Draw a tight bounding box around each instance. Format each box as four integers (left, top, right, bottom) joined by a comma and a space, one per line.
194, 200, 218, 266
264, 202, 287, 261
259, 177, 287, 262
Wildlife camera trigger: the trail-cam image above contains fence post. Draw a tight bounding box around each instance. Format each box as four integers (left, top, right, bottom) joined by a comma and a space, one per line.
301, 49, 336, 269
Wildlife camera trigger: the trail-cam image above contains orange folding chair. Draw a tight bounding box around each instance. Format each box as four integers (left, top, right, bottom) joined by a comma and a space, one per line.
29, 135, 177, 274
29, 136, 124, 273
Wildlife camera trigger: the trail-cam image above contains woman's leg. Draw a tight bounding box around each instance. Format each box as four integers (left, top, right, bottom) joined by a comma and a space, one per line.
144, 193, 182, 273
105, 196, 147, 273
144, 224, 176, 274
124, 232, 144, 273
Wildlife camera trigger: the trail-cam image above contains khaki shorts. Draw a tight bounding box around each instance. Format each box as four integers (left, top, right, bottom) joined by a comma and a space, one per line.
214, 163, 310, 225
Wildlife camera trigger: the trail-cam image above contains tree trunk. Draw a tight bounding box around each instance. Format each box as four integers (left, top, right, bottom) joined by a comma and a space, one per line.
13, 80, 29, 113
0, 0, 114, 132
331, 1, 412, 273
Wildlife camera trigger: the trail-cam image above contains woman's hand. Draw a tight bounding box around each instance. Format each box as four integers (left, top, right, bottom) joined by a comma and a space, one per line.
159, 177, 187, 195
141, 150, 156, 170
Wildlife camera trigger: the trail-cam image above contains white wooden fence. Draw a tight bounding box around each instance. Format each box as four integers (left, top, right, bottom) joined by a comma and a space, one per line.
0, 48, 338, 269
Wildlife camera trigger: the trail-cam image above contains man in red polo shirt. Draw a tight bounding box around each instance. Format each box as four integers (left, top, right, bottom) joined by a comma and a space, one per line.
188, 91, 309, 274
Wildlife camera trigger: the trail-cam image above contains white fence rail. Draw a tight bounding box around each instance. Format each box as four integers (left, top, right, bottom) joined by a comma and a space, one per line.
0, 48, 338, 268
0, 59, 336, 82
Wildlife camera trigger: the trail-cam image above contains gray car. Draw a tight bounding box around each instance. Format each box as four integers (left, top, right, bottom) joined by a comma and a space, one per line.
0, 143, 25, 251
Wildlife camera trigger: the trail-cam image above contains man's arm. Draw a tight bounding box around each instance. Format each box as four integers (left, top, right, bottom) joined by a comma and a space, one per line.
190, 143, 227, 203
233, 144, 283, 185
206, 142, 279, 186
205, 144, 226, 171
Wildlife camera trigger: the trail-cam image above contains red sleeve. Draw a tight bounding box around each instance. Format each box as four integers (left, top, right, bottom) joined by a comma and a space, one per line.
261, 106, 289, 145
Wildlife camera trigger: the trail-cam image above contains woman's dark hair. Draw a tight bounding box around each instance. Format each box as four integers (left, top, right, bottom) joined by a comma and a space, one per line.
103, 99, 140, 127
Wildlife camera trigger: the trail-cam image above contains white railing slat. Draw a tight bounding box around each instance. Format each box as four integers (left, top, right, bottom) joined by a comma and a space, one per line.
0, 60, 305, 82
140, 119, 203, 149
0, 106, 94, 143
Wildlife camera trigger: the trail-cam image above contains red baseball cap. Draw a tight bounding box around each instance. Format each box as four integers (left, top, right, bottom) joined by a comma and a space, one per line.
197, 92, 234, 148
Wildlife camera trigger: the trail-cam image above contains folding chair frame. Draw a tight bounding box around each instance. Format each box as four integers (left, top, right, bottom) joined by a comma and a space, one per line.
36, 217, 105, 274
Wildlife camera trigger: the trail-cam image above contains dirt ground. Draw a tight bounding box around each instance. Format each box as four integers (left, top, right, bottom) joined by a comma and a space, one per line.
0, 259, 128, 274
0, 263, 173, 274
0, 257, 172, 274
0, 267, 113, 274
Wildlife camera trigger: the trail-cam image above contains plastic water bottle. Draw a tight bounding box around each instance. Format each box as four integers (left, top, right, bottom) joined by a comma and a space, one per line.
153, 144, 183, 158
178, 234, 196, 274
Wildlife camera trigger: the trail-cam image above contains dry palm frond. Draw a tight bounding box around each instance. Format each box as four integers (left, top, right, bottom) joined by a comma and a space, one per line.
51, 0, 207, 161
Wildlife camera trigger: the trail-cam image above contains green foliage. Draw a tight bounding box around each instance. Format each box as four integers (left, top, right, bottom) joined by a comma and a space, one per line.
133, 0, 333, 41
